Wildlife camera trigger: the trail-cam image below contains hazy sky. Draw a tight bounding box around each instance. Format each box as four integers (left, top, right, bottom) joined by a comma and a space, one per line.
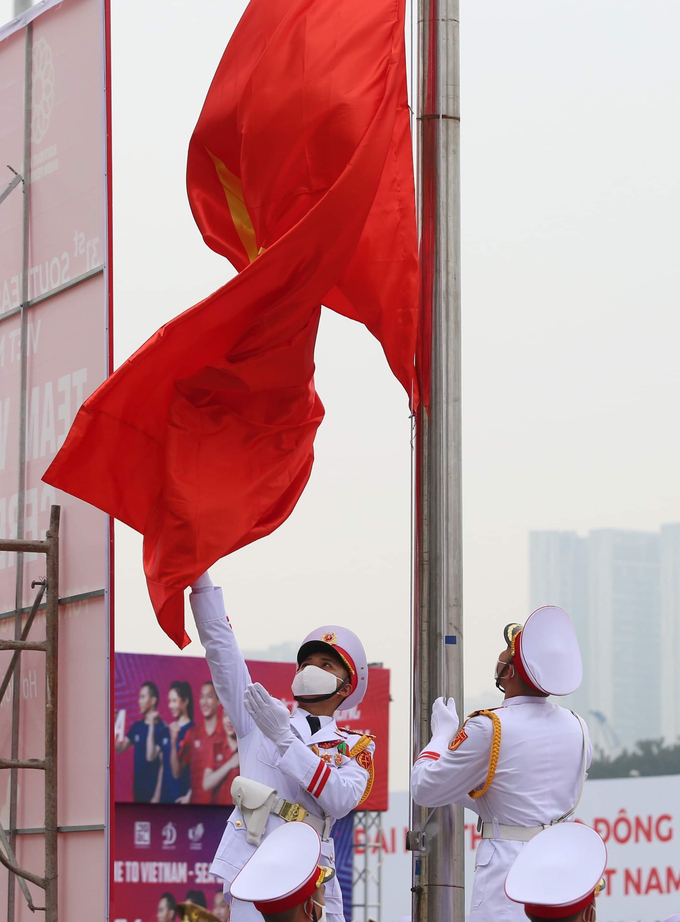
3, 0, 679, 791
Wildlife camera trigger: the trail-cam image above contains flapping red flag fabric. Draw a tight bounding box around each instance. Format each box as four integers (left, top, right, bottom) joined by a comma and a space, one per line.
44, 0, 418, 647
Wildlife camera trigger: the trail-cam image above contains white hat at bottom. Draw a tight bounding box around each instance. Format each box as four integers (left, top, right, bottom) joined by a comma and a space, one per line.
230, 823, 334, 914
505, 823, 606, 918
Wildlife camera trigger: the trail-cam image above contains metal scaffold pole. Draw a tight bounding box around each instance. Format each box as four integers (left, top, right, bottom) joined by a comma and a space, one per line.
410, 0, 464, 918
0, 506, 60, 921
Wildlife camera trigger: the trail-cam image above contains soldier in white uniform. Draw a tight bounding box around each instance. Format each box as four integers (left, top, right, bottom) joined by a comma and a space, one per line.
411, 606, 591, 922
231, 822, 334, 922
189, 571, 376, 922
504, 821, 607, 922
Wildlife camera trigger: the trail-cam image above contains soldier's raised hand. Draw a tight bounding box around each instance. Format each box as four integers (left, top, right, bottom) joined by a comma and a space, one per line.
430, 696, 460, 743
244, 683, 295, 753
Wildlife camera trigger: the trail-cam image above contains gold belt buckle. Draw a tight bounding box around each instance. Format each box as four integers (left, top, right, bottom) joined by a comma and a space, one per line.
280, 801, 308, 823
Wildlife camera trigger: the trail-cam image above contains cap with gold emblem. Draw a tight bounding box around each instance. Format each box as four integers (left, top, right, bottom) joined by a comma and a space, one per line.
175, 902, 220, 922
503, 606, 582, 696
505, 822, 607, 918
230, 822, 335, 913
297, 625, 368, 710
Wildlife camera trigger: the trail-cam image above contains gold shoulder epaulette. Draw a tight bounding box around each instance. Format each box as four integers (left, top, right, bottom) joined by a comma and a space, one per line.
348, 734, 375, 759
351, 739, 375, 806
464, 709, 502, 799
337, 727, 377, 740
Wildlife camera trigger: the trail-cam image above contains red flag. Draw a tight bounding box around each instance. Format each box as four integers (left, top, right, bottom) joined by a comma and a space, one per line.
44, 0, 418, 647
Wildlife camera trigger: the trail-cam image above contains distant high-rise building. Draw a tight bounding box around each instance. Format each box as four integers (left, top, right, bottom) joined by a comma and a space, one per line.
529, 531, 589, 717
660, 524, 680, 745
587, 530, 660, 749
530, 527, 674, 751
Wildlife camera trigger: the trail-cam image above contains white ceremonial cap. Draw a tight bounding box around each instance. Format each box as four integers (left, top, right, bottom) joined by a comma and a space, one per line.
507, 605, 583, 696
298, 624, 368, 709
505, 823, 607, 919
230, 822, 334, 913
661, 916, 680, 922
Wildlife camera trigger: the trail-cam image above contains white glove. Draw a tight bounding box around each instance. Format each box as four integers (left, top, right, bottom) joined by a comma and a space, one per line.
244, 683, 295, 753
191, 570, 213, 592
430, 696, 460, 745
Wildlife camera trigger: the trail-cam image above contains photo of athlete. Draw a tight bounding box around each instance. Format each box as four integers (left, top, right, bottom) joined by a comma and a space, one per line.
202, 709, 240, 806
212, 890, 231, 921
156, 892, 176, 922
185, 889, 208, 907
148, 680, 195, 803
115, 681, 165, 803
178, 681, 233, 804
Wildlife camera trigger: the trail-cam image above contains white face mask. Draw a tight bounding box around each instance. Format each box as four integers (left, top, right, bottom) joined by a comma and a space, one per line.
305, 899, 327, 922
494, 657, 514, 692
291, 664, 339, 698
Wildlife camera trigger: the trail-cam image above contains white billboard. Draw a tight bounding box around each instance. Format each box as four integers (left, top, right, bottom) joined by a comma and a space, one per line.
371, 776, 680, 922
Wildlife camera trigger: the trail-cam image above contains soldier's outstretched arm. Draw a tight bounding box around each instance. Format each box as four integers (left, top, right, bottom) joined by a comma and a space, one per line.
411, 714, 492, 808
189, 571, 254, 739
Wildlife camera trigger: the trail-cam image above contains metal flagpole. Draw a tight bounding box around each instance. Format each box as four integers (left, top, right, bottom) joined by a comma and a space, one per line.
409, 0, 464, 917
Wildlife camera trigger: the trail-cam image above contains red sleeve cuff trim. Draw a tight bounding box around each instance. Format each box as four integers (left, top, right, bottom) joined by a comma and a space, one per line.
418, 751, 441, 762
309, 760, 325, 794
313, 764, 332, 797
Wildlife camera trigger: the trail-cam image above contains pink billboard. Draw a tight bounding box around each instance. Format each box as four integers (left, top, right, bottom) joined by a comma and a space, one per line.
115, 652, 391, 812
0, 1, 111, 920
28, 0, 105, 288
0, 0, 109, 612
0, 28, 24, 310
0, 274, 108, 611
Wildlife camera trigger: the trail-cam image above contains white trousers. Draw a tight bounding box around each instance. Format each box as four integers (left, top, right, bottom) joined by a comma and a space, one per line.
468, 839, 527, 922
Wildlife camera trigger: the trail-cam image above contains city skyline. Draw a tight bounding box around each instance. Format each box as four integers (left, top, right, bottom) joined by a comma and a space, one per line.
530, 525, 680, 752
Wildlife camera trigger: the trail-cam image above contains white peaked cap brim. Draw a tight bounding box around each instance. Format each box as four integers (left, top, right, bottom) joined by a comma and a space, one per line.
505, 823, 606, 908
230, 823, 321, 903
520, 606, 583, 696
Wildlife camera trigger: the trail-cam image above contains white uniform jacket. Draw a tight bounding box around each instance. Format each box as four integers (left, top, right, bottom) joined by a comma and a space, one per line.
411, 696, 592, 922
191, 586, 375, 921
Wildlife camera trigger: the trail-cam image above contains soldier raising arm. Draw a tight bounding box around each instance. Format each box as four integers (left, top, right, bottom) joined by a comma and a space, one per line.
190, 570, 376, 922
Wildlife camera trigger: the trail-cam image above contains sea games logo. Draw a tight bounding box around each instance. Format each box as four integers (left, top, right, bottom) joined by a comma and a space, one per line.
188, 823, 205, 851
29, 38, 59, 186
31, 38, 55, 144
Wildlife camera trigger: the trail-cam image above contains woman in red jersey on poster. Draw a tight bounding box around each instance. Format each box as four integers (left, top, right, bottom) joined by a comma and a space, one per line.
202, 710, 240, 806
